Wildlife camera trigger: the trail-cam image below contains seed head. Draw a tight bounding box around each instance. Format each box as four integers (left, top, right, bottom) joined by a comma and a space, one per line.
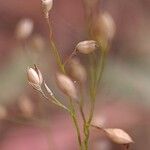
15, 18, 34, 40
41, 0, 53, 18
76, 40, 97, 54
56, 73, 77, 99
27, 66, 43, 87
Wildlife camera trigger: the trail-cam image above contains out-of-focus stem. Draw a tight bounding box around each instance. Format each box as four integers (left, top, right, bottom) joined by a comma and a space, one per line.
84, 48, 106, 150
95, 50, 106, 86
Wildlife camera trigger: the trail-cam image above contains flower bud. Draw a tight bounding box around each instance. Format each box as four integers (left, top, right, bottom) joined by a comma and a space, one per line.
56, 73, 77, 99
76, 40, 97, 54
15, 18, 34, 40
68, 58, 87, 83
104, 128, 133, 144
41, 0, 53, 18
18, 95, 34, 118
27, 66, 43, 86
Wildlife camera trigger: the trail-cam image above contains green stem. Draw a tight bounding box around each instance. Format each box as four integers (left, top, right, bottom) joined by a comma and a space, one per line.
95, 50, 106, 86
84, 50, 106, 150
79, 84, 86, 124
46, 15, 83, 149
39, 89, 69, 112
69, 98, 83, 150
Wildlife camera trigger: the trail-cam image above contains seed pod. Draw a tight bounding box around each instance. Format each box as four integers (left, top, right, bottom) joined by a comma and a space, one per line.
18, 96, 34, 118
27, 66, 43, 87
56, 73, 77, 99
41, 0, 53, 18
68, 58, 87, 83
15, 18, 34, 40
91, 12, 116, 44
27, 68, 40, 84
104, 128, 133, 144
76, 40, 97, 54
34, 65, 43, 85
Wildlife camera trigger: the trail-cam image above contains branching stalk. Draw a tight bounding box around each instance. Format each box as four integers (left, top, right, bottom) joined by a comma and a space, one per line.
69, 97, 83, 150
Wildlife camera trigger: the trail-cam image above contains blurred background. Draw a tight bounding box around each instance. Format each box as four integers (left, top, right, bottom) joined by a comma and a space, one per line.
0, 0, 150, 149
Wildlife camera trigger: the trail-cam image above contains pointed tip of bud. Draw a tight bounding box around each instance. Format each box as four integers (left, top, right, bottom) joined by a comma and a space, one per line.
56, 73, 77, 99
76, 40, 97, 54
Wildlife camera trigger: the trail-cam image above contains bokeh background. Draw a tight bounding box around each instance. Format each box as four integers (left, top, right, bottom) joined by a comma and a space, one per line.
0, 0, 150, 149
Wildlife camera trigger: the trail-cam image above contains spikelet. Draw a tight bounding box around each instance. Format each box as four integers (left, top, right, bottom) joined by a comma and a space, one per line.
105, 128, 133, 144
76, 40, 97, 54
91, 12, 116, 48
56, 73, 77, 99
27, 65, 43, 90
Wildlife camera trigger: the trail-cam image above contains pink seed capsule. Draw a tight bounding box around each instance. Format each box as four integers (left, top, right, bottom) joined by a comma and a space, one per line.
76, 40, 97, 54
104, 128, 133, 144
56, 73, 77, 100
27, 66, 43, 86
91, 12, 116, 43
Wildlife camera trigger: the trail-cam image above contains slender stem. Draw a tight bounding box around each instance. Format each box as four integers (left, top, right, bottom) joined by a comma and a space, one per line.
45, 13, 83, 150
69, 97, 83, 150
45, 15, 65, 73
79, 84, 86, 124
95, 50, 106, 86
83, 50, 106, 150
39, 89, 69, 112
63, 48, 77, 66
79, 103, 86, 124
83, 92, 96, 150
